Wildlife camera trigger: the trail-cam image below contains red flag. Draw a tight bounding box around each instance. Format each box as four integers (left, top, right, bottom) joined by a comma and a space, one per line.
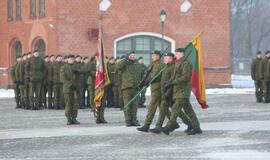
94, 25, 110, 108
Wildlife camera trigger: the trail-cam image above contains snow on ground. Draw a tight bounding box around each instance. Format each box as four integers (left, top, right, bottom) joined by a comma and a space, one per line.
232, 74, 254, 88
206, 88, 254, 94
0, 89, 14, 98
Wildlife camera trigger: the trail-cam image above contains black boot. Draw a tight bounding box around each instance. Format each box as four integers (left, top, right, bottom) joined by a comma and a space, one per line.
72, 118, 80, 125
132, 121, 141, 127
67, 118, 72, 125
100, 119, 108, 124
187, 127, 202, 135
137, 124, 149, 132
171, 122, 180, 131
184, 125, 193, 133
160, 127, 171, 135
149, 127, 161, 134
126, 121, 132, 127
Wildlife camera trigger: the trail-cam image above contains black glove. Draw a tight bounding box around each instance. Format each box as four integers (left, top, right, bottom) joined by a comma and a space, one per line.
164, 81, 174, 92
70, 84, 77, 91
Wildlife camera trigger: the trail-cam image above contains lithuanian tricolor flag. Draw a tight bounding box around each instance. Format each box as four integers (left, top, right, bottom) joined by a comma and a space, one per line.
94, 24, 110, 108
185, 32, 209, 109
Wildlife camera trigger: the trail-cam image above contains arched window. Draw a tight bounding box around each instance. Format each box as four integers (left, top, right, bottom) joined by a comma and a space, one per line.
14, 42, 22, 58
116, 36, 171, 65
34, 39, 46, 57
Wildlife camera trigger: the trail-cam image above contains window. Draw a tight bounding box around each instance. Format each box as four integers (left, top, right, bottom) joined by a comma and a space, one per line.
30, 0, 36, 18
14, 42, 22, 58
39, 0, 45, 17
35, 39, 46, 57
116, 36, 171, 65
16, 0, 21, 19
7, 0, 13, 21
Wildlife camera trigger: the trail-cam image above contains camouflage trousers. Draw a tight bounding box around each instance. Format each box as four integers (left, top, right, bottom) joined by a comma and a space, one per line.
64, 92, 78, 119
13, 83, 21, 108
53, 83, 64, 108
122, 88, 139, 124
263, 81, 270, 102
166, 98, 200, 130
29, 82, 42, 109
255, 80, 263, 101
144, 95, 160, 125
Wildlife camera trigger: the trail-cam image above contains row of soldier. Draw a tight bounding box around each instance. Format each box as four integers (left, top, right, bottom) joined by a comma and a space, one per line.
251, 50, 270, 103
10, 49, 202, 135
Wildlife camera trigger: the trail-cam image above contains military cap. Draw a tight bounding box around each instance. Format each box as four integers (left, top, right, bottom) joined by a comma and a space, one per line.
44, 55, 49, 58
109, 57, 114, 60
33, 50, 38, 53
138, 56, 143, 60
28, 52, 32, 54
120, 55, 126, 59
17, 55, 22, 58
75, 55, 81, 58
50, 54, 55, 57
56, 54, 62, 58
151, 50, 161, 56
127, 51, 135, 56
164, 52, 175, 57
256, 51, 262, 55
83, 56, 89, 60
63, 55, 69, 59
265, 50, 270, 55
175, 48, 185, 52
67, 54, 75, 58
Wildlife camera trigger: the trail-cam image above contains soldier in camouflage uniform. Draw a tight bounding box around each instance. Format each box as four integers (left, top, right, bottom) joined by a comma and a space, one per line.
11, 56, 22, 108
161, 48, 202, 135
150, 52, 193, 134
137, 51, 164, 132
116, 51, 144, 127
46, 55, 55, 109
115, 57, 125, 110
137, 56, 147, 108
42, 55, 50, 108
263, 51, 270, 103
23, 52, 32, 109
53, 55, 64, 109
251, 51, 264, 102
29, 50, 45, 110
106, 57, 116, 108
17, 54, 27, 109
73, 55, 84, 109
60, 54, 80, 125
80, 57, 92, 108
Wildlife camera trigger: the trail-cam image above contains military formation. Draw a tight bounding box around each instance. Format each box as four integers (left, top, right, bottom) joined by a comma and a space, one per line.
251, 50, 270, 103
10, 48, 202, 135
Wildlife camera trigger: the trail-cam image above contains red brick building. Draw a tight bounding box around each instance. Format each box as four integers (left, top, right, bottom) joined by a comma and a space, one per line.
0, 0, 232, 87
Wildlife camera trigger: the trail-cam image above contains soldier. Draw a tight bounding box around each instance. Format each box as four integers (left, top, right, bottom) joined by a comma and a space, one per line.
60, 54, 80, 125
137, 51, 164, 132
53, 55, 64, 109
47, 55, 55, 109
74, 55, 84, 109
29, 50, 45, 110
42, 55, 50, 108
87, 55, 97, 114
23, 52, 32, 109
263, 51, 270, 103
17, 54, 27, 109
80, 57, 92, 108
251, 51, 264, 102
137, 56, 147, 108
106, 57, 116, 108
150, 52, 192, 134
11, 56, 22, 108
115, 56, 125, 110
161, 48, 202, 135
116, 51, 143, 127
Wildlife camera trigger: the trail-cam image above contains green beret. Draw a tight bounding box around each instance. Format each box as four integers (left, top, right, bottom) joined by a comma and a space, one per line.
175, 48, 185, 52
56, 54, 62, 58
68, 54, 75, 58
256, 51, 262, 55
83, 57, 89, 60
50, 55, 55, 57
109, 57, 114, 60
164, 52, 175, 57
265, 50, 270, 55
127, 51, 135, 56
138, 56, 143, 60
152, 50, 161, 56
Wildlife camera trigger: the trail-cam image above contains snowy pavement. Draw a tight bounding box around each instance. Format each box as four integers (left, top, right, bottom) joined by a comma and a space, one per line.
0, 94, 270, 160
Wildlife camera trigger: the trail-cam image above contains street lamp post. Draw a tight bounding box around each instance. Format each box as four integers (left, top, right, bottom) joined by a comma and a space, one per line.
160, 10, 167, 52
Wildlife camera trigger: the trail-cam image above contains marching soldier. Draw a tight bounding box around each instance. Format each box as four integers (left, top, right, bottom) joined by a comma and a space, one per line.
137, 51, 164, 132
29, 50, 45, 110
161, 48, 202, 135
251, 51, 264, 102
137, 56, 147, 108
11, 56, 22, 108
60, 54, 80, 125
116, 51, 143, 127
150, 52, 192, 134
53, 55, 64, 109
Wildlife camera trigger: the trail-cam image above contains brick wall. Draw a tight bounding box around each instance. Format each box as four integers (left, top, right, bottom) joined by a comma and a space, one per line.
0, 0, 232, 87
